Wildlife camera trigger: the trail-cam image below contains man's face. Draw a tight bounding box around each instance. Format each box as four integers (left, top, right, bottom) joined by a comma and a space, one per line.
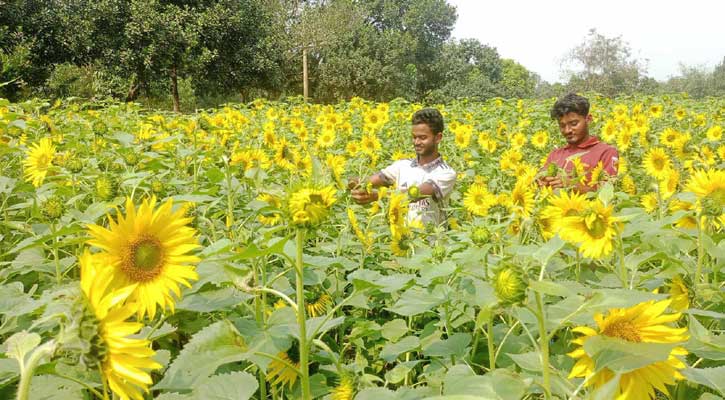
412, 123, 441, 157
558, 112, 591, 146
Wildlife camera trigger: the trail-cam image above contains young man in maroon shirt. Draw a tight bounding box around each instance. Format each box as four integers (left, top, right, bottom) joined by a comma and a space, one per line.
538, 93, 619, 193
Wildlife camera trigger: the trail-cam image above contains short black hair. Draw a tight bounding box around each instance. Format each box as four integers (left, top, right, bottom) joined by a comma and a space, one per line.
412, 108, 444, 134
550, 93, 590, 120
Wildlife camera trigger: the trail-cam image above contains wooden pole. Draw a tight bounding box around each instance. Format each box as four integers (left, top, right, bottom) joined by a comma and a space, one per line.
303, 47, 309, 101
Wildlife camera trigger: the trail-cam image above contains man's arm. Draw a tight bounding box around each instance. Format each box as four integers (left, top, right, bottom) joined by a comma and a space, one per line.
349, 172, 393, 204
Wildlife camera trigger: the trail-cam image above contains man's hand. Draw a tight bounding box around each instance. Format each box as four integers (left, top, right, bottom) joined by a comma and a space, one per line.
538, 176, 565, 189
351, 189, 378, 204
347, 177, 361, 190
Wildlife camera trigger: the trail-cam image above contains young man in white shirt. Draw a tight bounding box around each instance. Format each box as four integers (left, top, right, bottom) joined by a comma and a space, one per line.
349, 108, 457, 226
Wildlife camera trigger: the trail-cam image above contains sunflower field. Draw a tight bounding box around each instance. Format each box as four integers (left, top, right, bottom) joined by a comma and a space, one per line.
0, 95, 723, 400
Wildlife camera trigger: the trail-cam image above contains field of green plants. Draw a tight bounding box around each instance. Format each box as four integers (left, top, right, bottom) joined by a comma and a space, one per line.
0, 95, 723, 400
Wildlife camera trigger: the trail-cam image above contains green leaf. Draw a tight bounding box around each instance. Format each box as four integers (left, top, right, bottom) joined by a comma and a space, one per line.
3, 331, 41, 365
380, 336, 420, 362
27, 375, 84, 400
533, 236, 565, 267
381, 319, 409, 342
583, 335, 677, 374
154, 320, 246, 391
195, 371, 258, 400
355, 388, 397, 400
390, 284, 450, 316
176, 287, 252, 313
385, 361, 421, 384
682, 367, 725, 395
508, 351, 541, 372
443, 365, 528, 400
422, 333, 471, 359
528, 280, 573, 297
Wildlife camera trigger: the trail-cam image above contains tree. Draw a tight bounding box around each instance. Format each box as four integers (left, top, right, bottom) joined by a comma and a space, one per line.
498, 59, 537, 98
561, 28, 648, 96
427, 38, 502, 101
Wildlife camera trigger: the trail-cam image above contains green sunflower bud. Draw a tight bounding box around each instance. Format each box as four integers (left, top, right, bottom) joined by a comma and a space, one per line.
66, 158, 83, 174
150, 179, 165, 195
42, 196, 65, 219
92, 120, 107, 135
471, 227, 490, 246
95, 175, 118, 201
700, 196, 723, 217
547, 163, 558, 177
124, 152, 139, 166
493, 265, 527, 305
407, 185, 421, 199
431, 245, 446, 261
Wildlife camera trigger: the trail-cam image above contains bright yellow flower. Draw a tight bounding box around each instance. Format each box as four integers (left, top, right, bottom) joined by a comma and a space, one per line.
331, 374, 355, 400
531, 130, 549, 149
640, 193, 659, 214
267, 349, 299, 388
79, 251, 162, 400
685, 169, 725, 209
659, 128, 680, 148
568, 299, 688, 400
463, 182, 495, 216
288, 186, 337, 226
706, 125, 722, 142
23, 137, 55, 187
667, 276, 689, 311
643, 147, 672, 180
540, 190, 589, 234
87, 197, 200, 319
508, 181, 535, 218
560, 200, 619, 259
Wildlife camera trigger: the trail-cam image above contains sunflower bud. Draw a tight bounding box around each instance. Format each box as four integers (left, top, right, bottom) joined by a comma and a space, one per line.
431, 245, 446, 261
546, 163, 558, 177
700, 196, 723, 217
42, 196, 65, 219
66, 158, 83, 174
407, 185, 420, 199
471, 227, 490, 246
150, 179, 165, 195
124, 152, 139, 166
92, 120, 107, 135
493, 265, 527, 305
95, 175, 118, 201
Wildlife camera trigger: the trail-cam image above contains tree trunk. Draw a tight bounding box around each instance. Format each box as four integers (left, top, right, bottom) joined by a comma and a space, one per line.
126, 74, 139, 102
303, 47, 308, 102
171, 66, 180, 113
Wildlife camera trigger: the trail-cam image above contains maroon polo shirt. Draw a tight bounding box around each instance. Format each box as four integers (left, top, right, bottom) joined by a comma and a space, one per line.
544, 136, 619, 178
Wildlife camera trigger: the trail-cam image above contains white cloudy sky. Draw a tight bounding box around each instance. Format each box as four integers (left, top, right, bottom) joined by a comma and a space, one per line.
448, 0, 725, 83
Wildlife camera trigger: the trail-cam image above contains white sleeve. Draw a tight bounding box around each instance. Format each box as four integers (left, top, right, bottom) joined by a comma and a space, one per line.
425, 167, 457, 202
378, 160, 404, 185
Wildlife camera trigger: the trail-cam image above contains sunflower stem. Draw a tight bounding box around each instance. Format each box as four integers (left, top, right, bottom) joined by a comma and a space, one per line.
51, 222, 61, 285
694, 211, 705, 289
616, 232, 627, 288
534, 293, 551, 400
16, 340, 56, 400
487, 311, 495, 371
295, 229, 312, 400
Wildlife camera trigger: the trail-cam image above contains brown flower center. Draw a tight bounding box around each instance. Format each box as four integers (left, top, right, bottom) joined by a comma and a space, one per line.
121, 235, 164, 282
602, 320, 641, 342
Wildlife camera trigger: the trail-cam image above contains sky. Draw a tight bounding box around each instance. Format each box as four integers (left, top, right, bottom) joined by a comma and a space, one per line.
448, 0, 725, 83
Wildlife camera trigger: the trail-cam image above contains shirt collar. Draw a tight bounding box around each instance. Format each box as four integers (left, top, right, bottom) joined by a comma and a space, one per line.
411, 155, 443, 169
566, 135, 600, 150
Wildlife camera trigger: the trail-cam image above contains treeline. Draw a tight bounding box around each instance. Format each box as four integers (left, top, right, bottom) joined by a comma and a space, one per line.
1, 1, 724, 110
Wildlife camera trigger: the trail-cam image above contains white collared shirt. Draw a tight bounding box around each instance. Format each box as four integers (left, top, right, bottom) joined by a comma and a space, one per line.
379, 156, 456, 226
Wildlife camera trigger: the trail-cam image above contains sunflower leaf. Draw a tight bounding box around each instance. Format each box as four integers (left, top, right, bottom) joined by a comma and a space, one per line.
584, 335, 677, 374
682, 366, 725, 395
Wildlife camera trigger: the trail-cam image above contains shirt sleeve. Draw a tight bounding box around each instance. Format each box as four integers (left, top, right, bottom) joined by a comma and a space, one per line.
425, 167, 457, 202
601, 147, 619, 176
378, 160, 404, 185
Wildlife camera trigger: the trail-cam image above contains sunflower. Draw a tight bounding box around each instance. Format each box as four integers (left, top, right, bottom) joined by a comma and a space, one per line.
347, 208, 373, 250
568, 299, 688, 400
658, 168, 680, 200
273, 138, 297, 170
23, 137, 56, 187
331, 374, 355, 400
288, 186, 337, 226
649, 104, 663, 118
267, 346, 300, 388
540, 190, 589, 234
463, 182, 495, 216
667, 276, 689, 312
87, 196, 200, 319
560, 200, 619, 259
705, 125, 722, 142
685, 169, 725, 210
643, 147, 672, 180
659, 128, 680, 148
531, 130, 549, 149
316, 130, 336, 148
306, 292, 333, 317
387, 192, 409, 234
508, 181, 535, 218
620, 174, 636, 195
668, 199, 697, 229
390, 227, 413, 257
79, 251, 162, 400
640, 193, 659, 214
